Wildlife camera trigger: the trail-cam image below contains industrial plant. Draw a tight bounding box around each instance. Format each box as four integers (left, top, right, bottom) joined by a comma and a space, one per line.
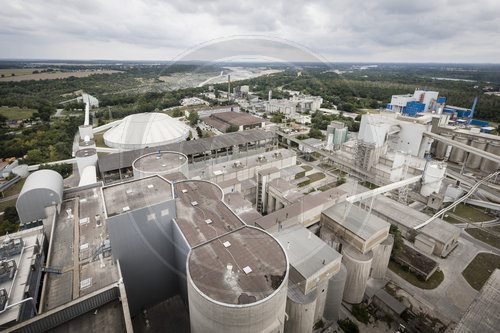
1, 84, 499, 333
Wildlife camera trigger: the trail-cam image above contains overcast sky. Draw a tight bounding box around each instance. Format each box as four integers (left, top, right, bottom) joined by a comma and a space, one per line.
1, 0, 499, 63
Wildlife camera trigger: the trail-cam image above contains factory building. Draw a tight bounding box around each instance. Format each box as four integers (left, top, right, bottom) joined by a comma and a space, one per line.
201, 111, 265, 133
320, 204, 391, 304
0, 228, 45, 329
103, 112, 190, 150
184, 105, 239, 118
326, 121, 348, 150
98, 130, 275, 182
387, 89, 444, 115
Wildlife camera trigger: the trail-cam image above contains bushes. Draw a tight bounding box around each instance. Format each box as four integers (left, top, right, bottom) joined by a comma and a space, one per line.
337, 318, 359, 333
351, 304, 370, 324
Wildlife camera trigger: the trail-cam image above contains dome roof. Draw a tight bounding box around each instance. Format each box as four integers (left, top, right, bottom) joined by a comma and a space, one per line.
103, 113, 190, 150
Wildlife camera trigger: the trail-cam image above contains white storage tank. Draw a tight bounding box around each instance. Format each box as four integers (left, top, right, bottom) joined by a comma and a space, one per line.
284, 283, 318, 333
132, 151, 188, 179
12, 164, 29, 178
75, 148, 98, 177
323, 263, 347, 322
480, 141, 500, 174
420, 161, 446, 197
370, 235, 393, 279
342, 246, 373, 304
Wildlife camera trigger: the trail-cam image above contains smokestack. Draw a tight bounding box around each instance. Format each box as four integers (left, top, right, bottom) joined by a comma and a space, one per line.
227, 75, 231, 100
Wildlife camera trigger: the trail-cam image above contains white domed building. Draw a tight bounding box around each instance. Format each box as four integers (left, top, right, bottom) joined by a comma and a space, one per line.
103, 112, 190, 150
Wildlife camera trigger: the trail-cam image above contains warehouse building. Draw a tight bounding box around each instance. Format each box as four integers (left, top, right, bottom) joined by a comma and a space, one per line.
201, 111, 265, 133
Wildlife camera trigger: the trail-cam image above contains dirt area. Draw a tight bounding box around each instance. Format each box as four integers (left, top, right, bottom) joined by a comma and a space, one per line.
0, 70, 122, 82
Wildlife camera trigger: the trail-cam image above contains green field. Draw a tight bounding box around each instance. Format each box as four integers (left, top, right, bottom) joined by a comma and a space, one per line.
451, 203, 494, 222
466, 228, 500, 249
0, 106, 36, 120
0, 68, 40, 77
93, 132, 107, 147
462, 253, 500, 291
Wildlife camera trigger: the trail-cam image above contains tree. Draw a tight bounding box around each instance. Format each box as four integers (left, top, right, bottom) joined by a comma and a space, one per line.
226, 125, 239, 133
3, 206, 19, 224
188, 111, 199, 125
196, 126, 203, 138
389, 224, 403, 257
0, 114, 7, 126
336, 175, 346, 186
308, 128, 324, 139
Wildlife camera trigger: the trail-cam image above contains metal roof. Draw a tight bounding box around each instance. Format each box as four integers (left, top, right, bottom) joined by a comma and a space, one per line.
98, 130, 274, 173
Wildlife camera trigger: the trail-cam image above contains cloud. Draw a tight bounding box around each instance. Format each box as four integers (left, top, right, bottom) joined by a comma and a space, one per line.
0, 0, 498, 62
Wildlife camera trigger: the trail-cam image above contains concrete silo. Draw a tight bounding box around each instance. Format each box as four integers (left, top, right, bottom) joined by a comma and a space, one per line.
449, 135, 469, 164
323, 263, 347, 322
434, 133, 453, 159
466, 138, 487, 169
132, 151, 189, 179
370, 235, 394, 279
75, 148, 98, 176
285, 283, 318, 333
187, 227, 289, 333
342, 246, 373, 304
480, 141, 500, 174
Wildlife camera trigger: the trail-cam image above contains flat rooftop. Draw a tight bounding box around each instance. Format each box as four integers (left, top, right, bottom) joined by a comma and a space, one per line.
337, 182, 459, 242
98, 129, 274, 173
133, 151, 187, 174
255, 187, 346, 230
43, 185, 119, 311
212, 111, 264, 126
275, 224, 341, 281
174, 180, 244, 247
102, 176, 173, 217
188, 226, 287, 305
0, 228, 44, 327
322, 203, 390, 243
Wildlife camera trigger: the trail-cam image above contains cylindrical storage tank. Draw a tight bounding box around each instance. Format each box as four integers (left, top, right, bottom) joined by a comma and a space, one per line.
370, 235, 394, 279
78, 125, 94, 140
435, 133, 453, 158
420, 161, 446, 197
12, 164, 29, 178
449, 135, 468, 164
313, 279, 329, 324
284, 283, 318, 333
79, 140, 96, 150
324, 264, 347, 322
75, 148, 98, 177
480, 141, 500, 174
187, 227, 289, 333
466, 139, 487, 169
132, 151, 189, 179
342, 246, 373, 304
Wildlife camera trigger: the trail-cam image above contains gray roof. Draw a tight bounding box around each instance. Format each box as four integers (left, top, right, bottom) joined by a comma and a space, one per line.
16, 169, 63, 223
275, 224, 341, 280
455, 269, 500, 333
98, 129, 273, 173
374, 289, 406, 315
322, 203, 390, 242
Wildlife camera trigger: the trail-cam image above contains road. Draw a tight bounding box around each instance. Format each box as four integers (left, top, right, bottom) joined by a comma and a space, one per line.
0, 194, 18, 203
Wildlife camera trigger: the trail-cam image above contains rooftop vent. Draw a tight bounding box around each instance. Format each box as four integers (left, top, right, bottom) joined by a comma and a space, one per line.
79, 217, 90, 225
223, 241, 231, 248
80, 278, 92, 289
243, 266, 252, 275
205, 219, 212, 225
191, 201, 198, 206
147, 184, 154, 189
122, 206, 130, 212
182, 189, 188, 193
